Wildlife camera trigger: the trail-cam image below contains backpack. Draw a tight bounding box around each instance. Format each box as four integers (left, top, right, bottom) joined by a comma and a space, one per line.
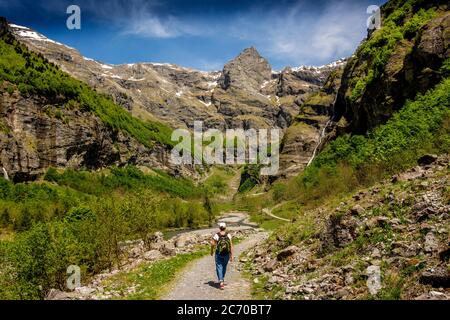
216, 232, 231, 255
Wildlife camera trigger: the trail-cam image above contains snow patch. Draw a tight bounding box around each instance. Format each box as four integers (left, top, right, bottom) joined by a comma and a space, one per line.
260, 80, 270, 89
199, 100, 212, 107
290, 58, 347, 73
206, 81, 218, 88
128, 77, 145, 81
9, 24, 29, 30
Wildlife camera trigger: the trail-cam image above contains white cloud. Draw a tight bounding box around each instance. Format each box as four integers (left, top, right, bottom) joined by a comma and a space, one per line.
122, 13, 208, 38
226, 1, 369, 66
124, 15, 182, 38
73, 0, 205, 39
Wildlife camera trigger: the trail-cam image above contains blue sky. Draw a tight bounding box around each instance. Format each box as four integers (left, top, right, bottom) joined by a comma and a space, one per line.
1, 0, 386, 70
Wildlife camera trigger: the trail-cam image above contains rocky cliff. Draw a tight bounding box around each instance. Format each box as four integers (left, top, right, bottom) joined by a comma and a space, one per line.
4, 21, 349, 180
277, 64, 346, 178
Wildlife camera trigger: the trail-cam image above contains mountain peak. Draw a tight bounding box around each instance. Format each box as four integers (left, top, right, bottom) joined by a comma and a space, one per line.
219, 47, 272, 91
239, 46, 261, 57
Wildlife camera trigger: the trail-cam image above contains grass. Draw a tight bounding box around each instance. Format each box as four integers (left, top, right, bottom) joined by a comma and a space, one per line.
102, 245, 210, 300
250, 214, 286, 231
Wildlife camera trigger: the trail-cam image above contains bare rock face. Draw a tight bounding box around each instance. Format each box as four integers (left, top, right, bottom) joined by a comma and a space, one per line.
219, 47, 272, 92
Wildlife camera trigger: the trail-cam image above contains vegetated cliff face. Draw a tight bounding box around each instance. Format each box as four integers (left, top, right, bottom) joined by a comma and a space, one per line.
0, 20, 192, 182
244, 0, 450, 300
9, 24, 343, 131
277, 65, 347, 179
0, 85, 176, 182
333, 0, 450, 134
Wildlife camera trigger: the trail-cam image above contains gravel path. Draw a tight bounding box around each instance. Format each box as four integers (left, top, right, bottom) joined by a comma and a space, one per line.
163, 232, 268, 300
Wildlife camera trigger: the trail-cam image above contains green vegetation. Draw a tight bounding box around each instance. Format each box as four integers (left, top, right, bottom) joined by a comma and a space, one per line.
349, 2, 437, 102
0, 34, 173, 147
0, 118, 10, 133
238, 165, 261, 193
202, 167, 235, 195
0, 166, 218, 299
44, 166, 200, 198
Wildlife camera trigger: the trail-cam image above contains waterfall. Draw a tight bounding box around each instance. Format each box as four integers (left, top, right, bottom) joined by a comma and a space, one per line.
306, 120, 332, 167
2, 167, 9, 180
306, 94, 338, 168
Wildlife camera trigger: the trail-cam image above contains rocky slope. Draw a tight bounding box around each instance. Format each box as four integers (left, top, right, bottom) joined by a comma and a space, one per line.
244, 155, 450, 300
9, 24, 345, 131
243, 0, 450, 299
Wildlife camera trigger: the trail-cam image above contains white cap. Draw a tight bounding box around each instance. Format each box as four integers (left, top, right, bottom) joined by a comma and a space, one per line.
218, 222, 226, 228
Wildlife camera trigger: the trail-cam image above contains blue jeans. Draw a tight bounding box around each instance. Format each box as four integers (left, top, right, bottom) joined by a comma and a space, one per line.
215, 252, 230, 282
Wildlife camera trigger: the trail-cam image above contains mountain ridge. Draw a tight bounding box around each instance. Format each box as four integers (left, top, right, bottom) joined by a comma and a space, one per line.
8, 22, 346, 132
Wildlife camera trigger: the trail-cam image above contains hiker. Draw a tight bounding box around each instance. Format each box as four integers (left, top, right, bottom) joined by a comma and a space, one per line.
211, 222, 233, 290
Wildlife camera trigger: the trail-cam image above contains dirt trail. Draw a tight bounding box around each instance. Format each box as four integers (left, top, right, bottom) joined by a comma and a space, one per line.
163, 231, 267, 300
262, 203, 290, 222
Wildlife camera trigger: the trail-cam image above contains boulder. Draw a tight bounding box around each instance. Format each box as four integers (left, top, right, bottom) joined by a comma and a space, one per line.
160, 242, 176, 256
143, 250, 163, 261
263, 260, 278, 272
366, 265, 382, 295
423, 232, 439, 253
175, 233, 198, 248
415, 291, 449, 300
46, 289, 77, 300
365, 216, 390, 229
418, 154, 438, 166
420, 267, 450, 288
350, 204, 364, 216
277, 245, 300, 261
74, 286, 96, 296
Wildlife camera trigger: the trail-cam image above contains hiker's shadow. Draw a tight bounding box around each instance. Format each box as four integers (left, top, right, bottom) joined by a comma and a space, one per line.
205, 281, 220, 290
